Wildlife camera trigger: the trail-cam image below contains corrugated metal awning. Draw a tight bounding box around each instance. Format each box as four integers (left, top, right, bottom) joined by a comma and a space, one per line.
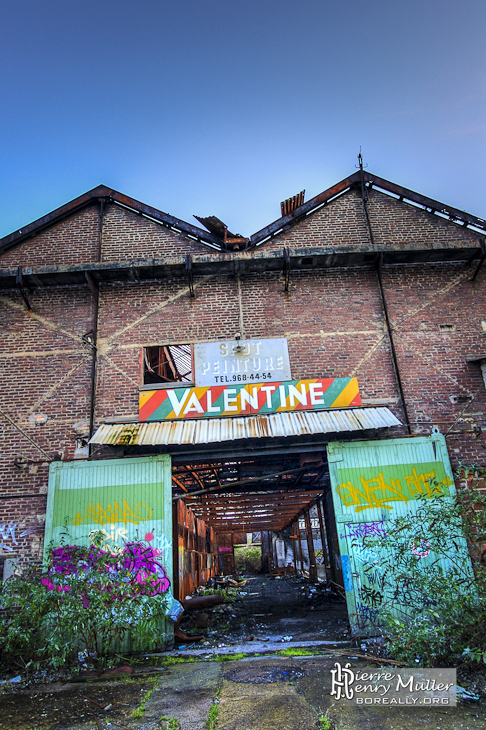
90, 407, 400, 447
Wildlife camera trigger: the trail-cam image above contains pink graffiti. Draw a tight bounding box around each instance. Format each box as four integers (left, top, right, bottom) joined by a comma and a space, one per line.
411, 538, 431, 559
42, 542, 170, 596
120, 543, 171, 594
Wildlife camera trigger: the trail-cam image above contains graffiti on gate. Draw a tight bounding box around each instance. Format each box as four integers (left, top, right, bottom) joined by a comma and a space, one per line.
335, 462, 453, 513
71, 499, 152, 527
351, 541, 380, 564
42, 542, 171, 596
341, 520, 387, 541
355, 601, 381, 629
411, 538, 431, 558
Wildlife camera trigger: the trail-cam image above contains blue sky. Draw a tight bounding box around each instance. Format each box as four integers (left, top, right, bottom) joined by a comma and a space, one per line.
1, 0, 485, 239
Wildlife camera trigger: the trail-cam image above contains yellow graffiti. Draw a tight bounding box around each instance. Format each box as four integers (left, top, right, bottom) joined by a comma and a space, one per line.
336, 470, 453, 513
71, 499, 152, 526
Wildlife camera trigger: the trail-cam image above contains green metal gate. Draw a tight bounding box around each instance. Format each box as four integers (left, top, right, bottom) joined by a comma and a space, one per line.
44, 455, 173, 648
327, 434, 470, 637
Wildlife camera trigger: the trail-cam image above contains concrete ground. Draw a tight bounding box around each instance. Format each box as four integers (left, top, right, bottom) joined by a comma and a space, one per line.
1, 577, 484, 729
178, 574, 350, 649
1, 652, 485, 730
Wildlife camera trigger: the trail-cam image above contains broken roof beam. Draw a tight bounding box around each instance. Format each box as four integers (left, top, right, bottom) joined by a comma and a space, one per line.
250, 172, 361, 246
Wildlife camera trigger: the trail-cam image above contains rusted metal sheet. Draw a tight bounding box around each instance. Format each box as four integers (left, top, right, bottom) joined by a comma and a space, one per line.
281, 190, 305, 217
251, 173, 362, 245
327, 434, 471, 637
174, 498, 218, 600
44, 456, 173, 650
91, 407, 400, 447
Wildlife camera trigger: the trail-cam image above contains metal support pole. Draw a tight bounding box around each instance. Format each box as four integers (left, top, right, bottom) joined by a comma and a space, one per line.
297, 520, 304, 574
316, 499, 332, 584
304, 510, 317, 582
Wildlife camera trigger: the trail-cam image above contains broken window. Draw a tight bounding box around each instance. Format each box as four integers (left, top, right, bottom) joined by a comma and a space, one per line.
143, 345, 193, 385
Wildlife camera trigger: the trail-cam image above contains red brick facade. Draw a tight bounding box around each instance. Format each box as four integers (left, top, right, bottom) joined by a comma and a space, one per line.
1, 180, 485, 568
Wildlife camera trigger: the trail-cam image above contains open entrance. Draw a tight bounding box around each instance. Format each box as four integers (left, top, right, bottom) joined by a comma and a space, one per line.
171, 448, 350, 647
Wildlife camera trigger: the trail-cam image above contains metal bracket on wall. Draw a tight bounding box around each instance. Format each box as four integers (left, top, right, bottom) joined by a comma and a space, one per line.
16, 266, 32, 310
283, 247, 291, 292
185, 254, 195, 297
470, 240, 486, 282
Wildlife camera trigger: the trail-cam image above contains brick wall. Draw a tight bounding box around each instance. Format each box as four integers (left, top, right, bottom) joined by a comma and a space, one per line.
1, 184, 485, 569
100, 203, 216, 261
0, 286, 94, 566
0, 207, 100, 268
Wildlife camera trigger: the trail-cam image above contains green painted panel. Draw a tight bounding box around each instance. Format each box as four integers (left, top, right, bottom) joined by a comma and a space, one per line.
334, 461, 452, 516
44, 456, 173, 650
327, 434, 471, 638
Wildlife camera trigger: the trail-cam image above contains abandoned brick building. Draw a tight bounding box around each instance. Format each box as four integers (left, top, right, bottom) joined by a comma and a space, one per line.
1, 168, 485, 637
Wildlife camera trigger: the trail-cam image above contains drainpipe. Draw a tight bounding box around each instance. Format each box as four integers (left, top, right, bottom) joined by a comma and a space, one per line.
358, 156, 412, 434
88, 199, 104, 448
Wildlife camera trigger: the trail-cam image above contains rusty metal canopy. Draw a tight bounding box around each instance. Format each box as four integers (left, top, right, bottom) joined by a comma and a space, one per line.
185, 488, 323, 533
90, 407, 400, 448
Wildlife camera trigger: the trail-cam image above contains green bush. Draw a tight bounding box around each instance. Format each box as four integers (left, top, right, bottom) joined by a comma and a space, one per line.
234, 545, 261, 573
0, 536, 170, 672
363, 467, 486, 667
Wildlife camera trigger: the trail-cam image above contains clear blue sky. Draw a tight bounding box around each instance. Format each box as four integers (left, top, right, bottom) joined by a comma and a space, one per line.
1, 0, 485, 239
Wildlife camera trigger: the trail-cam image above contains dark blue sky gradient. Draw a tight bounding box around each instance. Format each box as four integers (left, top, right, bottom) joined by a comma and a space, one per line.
1, 0, 485, 238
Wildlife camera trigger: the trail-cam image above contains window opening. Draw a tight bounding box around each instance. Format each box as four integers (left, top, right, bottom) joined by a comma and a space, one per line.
143, 344, 193, 385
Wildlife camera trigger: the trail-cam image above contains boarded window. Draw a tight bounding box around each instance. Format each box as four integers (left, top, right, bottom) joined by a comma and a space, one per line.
143, 344, 193, 385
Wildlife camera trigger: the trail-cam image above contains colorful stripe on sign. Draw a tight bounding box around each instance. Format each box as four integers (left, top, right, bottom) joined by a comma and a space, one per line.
139, 378, 361, 421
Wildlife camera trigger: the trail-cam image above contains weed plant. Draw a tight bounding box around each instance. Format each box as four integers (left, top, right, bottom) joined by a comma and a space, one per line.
362, 465, 486, 667
0, 534, 170, 673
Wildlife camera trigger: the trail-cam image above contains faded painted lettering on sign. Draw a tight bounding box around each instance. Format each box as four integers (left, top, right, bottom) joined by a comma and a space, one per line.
335, 462, 453, 513
193, 338, 292, 387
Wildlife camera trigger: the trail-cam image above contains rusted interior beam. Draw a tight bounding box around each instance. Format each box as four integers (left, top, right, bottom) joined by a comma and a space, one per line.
172, 467, 307, 500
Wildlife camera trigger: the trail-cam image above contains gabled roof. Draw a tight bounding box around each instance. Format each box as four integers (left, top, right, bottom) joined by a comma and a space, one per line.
250, 171, 486, 246
1, 172, 485, 259
0, 185, 223, 256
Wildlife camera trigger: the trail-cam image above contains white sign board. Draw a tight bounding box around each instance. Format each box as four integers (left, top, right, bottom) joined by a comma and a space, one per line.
194, 338, 292, 387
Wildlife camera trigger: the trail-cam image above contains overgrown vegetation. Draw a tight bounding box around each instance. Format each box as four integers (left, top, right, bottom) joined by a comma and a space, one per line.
131, 683, 157, 718
0, 534, 170, 673
160, 718, 181, 730
363, 465, 486, 667
277, 647, 316, 657
206, 699, 219, 730
214, 652, 246, 662
234, 544, 261, 573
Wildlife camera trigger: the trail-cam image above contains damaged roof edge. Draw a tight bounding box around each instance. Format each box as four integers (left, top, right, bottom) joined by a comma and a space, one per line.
90, 407, 401, 448
2, 171, 485, 259
250, 171, 486, 246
